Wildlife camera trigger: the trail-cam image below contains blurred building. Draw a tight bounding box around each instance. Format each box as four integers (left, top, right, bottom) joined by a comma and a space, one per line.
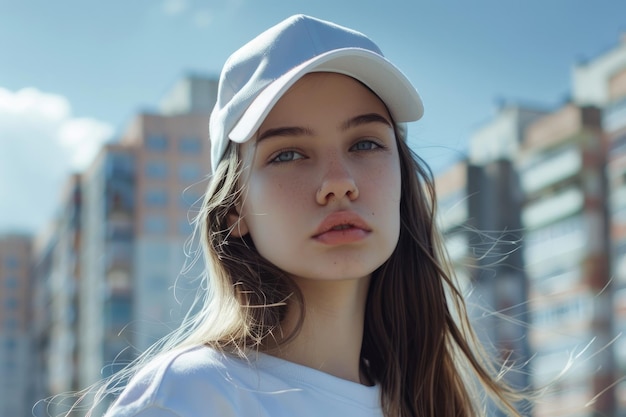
435, 105, 546, 415
8, 74, 218, 414
29, 175, 84, 416
573, 34, 626, 417
79, 143, 136, 392
603, 56, 626, 417
435, 160, 472, 292
470, 105, 545, 416
117, 110, 209, 352
31, 226, 53, 417
434, 35, 626, 417
159, 73, 218, 116
572, 35, 626, 109
0, 233, 33, 417
76, 75, 213, 407
518, 103, 613, 416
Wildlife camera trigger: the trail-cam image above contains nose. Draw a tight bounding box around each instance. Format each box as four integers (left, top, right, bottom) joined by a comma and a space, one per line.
315, 157, 359, 205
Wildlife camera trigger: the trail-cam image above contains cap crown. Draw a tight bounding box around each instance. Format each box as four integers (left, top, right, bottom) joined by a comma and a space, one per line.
209, 14, 423, 170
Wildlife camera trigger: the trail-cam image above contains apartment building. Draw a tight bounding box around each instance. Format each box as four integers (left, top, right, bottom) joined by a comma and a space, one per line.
570, 35, 626, 417
469, 105, 546, 415
604, 64, 626, 416
518, 103, 613, 417
432, 104, 544, 415
118, 110, 210, 352
0, 233, 33, 417
75, 75, 215, 406
435, 159, 472, 291
79, 143, 136, 405
31, 226, 53, 417
28, 175, 84, 416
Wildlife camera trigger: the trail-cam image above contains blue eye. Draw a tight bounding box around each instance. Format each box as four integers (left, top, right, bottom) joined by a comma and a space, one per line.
351, 140, 381, 151
271, 150, 304, 163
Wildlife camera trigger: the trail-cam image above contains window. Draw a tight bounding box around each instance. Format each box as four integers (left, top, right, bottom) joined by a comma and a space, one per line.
145, 134, 168, 151
4, 297, 18, 310
106, 186, 134, 214
178, 136, 202, 153
522, 187, 583, 229
4, 318, 18, 331
524, 216, 586, 268
437, 189, 468, 230
178, 163, 203, 182
178, 218, 193, 235
179, 191, 203, 210
520, 146, 580, 194
105, 296, 132, 328
4, 277, 18, 290
610, 133, 626, 156
144, 215, 168, 234
107, 153, 134, 178
107, 242, 133, 270
3, 361, 16, 374
4, 256, 18, 269
144, 188, 168, 207
107, 222, 133, 241
145, 160, 168, 179
531, 294, 591, 329
3, 338, 17, 352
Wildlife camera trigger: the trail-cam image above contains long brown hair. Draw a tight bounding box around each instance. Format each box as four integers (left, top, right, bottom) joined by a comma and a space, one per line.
62, 125, 528, 417
197, 126, 527, 417
363, 135, 526, 416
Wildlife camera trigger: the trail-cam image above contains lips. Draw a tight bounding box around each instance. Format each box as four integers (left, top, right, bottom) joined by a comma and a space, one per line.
313, 211, 371, 244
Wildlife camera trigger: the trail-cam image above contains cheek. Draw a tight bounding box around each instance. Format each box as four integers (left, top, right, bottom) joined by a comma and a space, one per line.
242, 175, 311, 235
366, 161, 402, 241
365, 161, 402, 204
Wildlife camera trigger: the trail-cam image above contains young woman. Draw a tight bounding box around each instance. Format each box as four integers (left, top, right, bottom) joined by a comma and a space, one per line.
88, 14, 526, 417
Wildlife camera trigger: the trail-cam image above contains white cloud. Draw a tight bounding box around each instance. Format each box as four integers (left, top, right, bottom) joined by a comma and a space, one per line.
0, 87, 114, 234
0, 87, 70, 120
161, 0, 243, 29
58, 118, 114, 169
163, 0, 187, 15
193, 9, 213, 28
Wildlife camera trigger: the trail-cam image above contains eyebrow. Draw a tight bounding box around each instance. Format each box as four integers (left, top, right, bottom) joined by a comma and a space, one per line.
255, 112, 392, 144
340, 112, 392, 131
257, 126, 314, 143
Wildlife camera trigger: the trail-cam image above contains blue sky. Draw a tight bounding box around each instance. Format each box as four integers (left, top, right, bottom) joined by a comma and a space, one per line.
1, 0, 625, 234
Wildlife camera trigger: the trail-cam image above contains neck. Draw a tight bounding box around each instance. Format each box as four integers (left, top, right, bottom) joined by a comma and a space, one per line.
271, 276, 371, 384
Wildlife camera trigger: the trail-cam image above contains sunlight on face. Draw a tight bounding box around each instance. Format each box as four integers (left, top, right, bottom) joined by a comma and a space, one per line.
236, 73, 402, 282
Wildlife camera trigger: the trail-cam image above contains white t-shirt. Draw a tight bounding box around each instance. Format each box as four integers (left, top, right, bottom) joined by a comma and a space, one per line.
105, 345, 383, 417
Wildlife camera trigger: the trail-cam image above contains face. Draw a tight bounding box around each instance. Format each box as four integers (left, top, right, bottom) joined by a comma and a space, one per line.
233, 72, 402, 282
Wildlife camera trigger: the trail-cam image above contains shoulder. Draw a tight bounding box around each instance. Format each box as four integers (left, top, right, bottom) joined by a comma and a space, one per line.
105, 346, 244, 417
105, 346, 384, 417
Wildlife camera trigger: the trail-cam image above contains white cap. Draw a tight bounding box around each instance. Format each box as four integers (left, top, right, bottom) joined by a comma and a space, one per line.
209, 14, 424, 171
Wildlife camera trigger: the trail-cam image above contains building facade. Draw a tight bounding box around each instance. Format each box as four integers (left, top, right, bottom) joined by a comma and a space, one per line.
518, 104, 613, 416
73, 76, 215, 411
29, 175, 84, 416
604, 64, 626, 416
468, 105, 545, 415
433, 105, 545, 415
0, 233, 33, 417
79, 143, 136, 415
118, 111, 210, 352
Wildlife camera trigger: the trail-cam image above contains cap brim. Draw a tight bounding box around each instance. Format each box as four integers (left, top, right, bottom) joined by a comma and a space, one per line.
228, 48, 423, 143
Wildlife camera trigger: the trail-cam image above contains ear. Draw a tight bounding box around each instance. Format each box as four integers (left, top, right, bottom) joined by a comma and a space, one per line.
227, 207, 249, 238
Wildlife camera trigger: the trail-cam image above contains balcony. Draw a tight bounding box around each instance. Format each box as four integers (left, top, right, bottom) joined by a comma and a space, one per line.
520, 146, 581, 194
523, 187, 584, 229
603, 96, 626, 133
524, 104, 601, 153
